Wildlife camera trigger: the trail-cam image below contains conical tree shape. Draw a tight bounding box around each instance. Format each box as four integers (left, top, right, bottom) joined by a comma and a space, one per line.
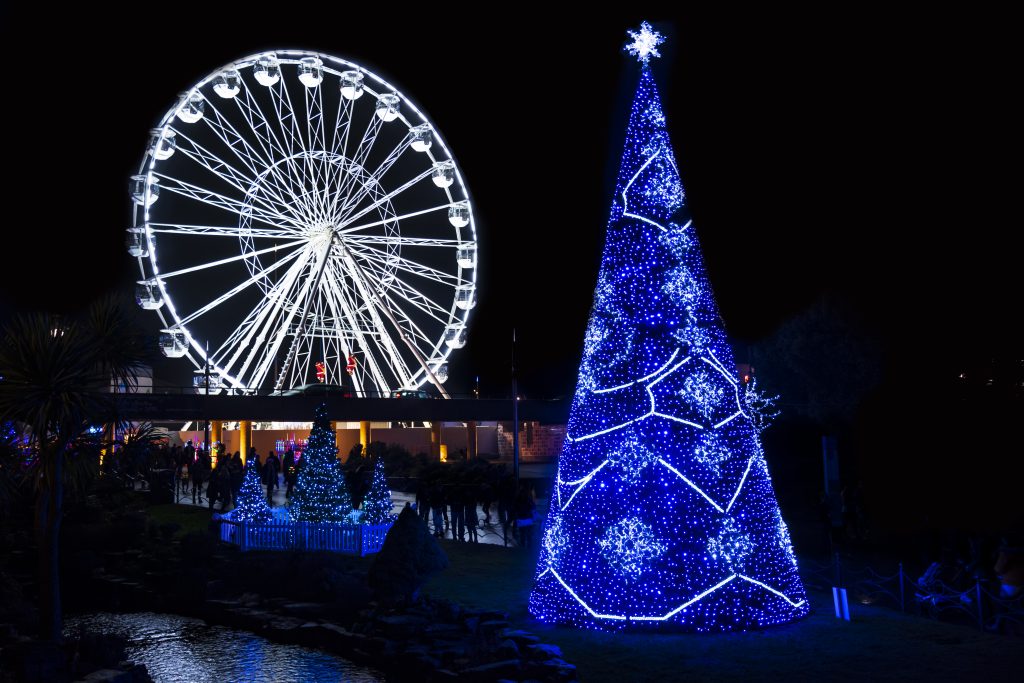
234, 459, 272, 523
361, 455, 393, 525
290, 403, 353, 523
529, 41, 808, 632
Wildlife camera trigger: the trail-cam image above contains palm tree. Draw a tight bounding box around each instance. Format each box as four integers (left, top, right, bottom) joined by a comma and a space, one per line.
0, 297, 148, 642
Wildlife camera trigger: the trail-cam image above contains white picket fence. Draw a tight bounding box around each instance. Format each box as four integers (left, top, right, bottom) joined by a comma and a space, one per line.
213, 513, 392, 556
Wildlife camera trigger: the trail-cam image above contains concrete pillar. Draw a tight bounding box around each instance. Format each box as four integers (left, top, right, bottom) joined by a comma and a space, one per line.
466, 421, 478, 460
330, 421, 343, 461
430, 422, 442, 461
360, 420, 371, 450
239, 420, 253, 465
210, 420, 223, 445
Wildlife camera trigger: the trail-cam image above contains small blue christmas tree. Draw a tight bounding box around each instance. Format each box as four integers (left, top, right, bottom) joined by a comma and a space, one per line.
529, 23, 807, 632
233, 459, 272, 523
290, 403, 353, 523
361, 456, 393, 525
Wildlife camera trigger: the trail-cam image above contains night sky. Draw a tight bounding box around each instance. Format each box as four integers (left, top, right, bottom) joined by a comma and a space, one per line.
0, 6, 1017, 401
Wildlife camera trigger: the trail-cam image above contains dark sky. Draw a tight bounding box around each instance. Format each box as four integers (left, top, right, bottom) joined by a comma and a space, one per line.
0, 6, 1017, 399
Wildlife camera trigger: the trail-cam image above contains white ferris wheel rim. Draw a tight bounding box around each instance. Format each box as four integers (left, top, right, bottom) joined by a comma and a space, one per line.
131, 49, 478, 395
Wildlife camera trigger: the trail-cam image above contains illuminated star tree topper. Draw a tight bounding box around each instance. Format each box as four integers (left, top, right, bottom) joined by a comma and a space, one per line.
625, 21, 666, 65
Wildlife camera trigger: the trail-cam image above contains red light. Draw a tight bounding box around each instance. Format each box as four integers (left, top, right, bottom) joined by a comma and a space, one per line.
315, 361, 326, 383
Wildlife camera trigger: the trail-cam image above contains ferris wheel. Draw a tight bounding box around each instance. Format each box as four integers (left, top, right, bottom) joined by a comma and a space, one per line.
128, 51, 477, 397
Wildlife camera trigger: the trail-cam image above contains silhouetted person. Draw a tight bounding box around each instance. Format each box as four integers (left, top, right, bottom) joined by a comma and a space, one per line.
465, 493, 479, 543
514, 484, 536, 549
449, 486, 465, 541
282, 448, 296, 498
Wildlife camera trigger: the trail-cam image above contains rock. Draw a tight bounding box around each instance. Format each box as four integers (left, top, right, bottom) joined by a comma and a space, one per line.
460, 659, 522, 682
0, 640, 66, 682
368, 506, 448, 605
477, 620, 511, 648
527, 643, 563, 660
494, 638, 520, 660
501, 629, 541, 647
375, 614, 428, 638
423, 623, 463, 640
77, 669, 133, 683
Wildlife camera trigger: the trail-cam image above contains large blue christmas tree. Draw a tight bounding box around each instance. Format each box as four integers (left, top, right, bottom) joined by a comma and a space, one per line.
529, 23, 808, 632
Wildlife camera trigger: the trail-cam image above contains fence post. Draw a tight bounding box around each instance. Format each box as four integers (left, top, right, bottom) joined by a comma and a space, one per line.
240, 522, 248, 552
898, 562, 905, 612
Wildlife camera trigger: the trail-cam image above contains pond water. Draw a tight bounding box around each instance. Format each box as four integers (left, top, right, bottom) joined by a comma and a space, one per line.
65, 612, 383, 683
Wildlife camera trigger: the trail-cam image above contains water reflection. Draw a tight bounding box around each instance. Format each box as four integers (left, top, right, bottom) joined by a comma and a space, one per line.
65, 612, 382, 683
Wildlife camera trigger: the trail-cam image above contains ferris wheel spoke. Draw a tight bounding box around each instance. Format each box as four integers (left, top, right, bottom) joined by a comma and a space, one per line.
337, 204, 452, 236
314, 286, 356, 389
335, 166, 436, 230
346, 235, 464, 248
327, 93, 355, 168
213, 247, 313, 376
275, 79, 329, 227
268, 239, 338, 391
154, 173, 307, 232
334, 256, 416, 388
168, 126, 301, 221
147, 222, 301, 239
357, 262, 453, 325
266, 80, 320, 222
231, 248, 320, 390
233, 81, 319, 219
173, 247, 306, 329
350, 244, 461, 287
153, 238, 306, 280
330, 114, 385, 217
333, 131, 412, 222
304, 82, 332, 222
322, 263, 394, 394
153, 172, 302, 229
196, 97, 291, 192
375, 285, 444, 350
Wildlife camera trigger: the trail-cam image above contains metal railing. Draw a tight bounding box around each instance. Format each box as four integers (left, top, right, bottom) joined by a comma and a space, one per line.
213, 513, 392, 556
803, 553, 1024, 635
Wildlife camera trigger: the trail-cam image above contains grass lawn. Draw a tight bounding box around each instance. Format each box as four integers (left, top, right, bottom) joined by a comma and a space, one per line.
423, 540, 1023, 682
145, 504, 213, 538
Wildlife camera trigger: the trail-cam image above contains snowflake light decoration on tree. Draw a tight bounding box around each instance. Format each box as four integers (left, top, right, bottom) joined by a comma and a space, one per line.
681, 367, 726, 418
693, 430, 731, 475
707, 517, 755, 571
640, 156, 685, 209
659, 222, 694, 258
664, 264, 701, 307
625, 21, 665, 64
598, 517, 667, 580
544, 515, 570, 570
774, 509, 796, 559
673, 325, 711, 354
607, 430, 661, 482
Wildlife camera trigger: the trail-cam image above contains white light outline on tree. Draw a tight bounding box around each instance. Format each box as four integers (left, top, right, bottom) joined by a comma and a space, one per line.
546, 142, 803, 616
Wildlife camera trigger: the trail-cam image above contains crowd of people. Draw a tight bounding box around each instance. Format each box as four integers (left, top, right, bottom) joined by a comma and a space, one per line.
164, 442, 299, 512
414, 477, 538, 547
